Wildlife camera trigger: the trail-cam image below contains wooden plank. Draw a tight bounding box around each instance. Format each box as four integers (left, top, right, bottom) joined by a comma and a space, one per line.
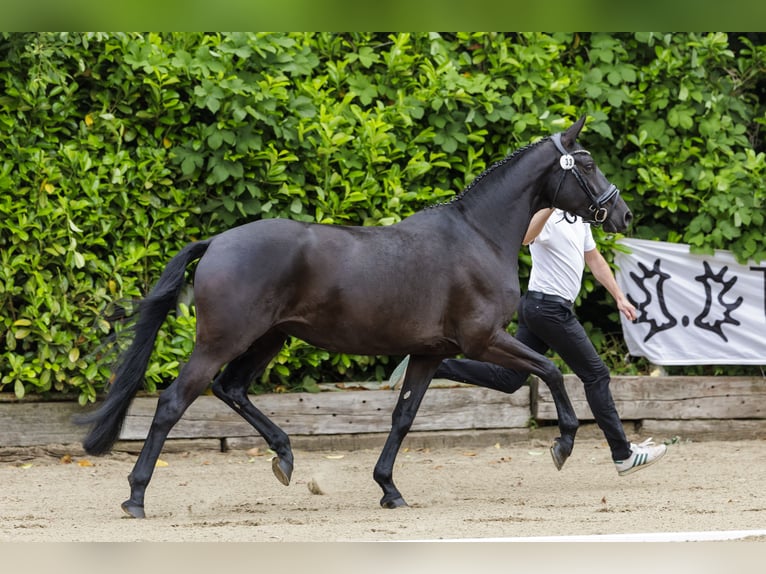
0, 402, 84, 447
120, 386, 531, 440
534, 375, 766, 421
641, 419, 766, 441
226, 428, 536, 453
3, 375, 763, 448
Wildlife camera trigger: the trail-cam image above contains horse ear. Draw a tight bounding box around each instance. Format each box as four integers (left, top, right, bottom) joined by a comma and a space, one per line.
560, 115, 587, 148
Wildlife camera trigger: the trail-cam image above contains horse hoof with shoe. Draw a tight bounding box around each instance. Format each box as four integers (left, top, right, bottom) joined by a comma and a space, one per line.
272, 456, 293, 486
121, 500, 146, 519
550, 439, 573, 471
380, 496, 408, 509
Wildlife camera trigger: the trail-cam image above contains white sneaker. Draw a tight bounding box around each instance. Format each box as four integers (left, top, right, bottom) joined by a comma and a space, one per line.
615, 438, 667, 476
388, 355, 410, 390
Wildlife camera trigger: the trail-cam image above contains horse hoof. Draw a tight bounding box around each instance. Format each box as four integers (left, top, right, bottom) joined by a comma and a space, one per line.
272, 456, 293, 486
550, 440, 570, 471
121, 500, 145, 519
380, 496, 408, 509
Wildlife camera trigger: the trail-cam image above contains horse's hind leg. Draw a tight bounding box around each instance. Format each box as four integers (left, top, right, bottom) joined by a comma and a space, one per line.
211, 331, 294, 485
122, 350, 223, 518
373, 355, 441, 509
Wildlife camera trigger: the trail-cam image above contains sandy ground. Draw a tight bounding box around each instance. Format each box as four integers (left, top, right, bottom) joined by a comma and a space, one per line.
1, 433, 764, 544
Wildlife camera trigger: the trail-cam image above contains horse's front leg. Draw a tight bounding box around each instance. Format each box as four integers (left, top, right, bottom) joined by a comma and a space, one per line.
373, 356, 441, 509
536, 360, 579, 470
468, 332, 579, 470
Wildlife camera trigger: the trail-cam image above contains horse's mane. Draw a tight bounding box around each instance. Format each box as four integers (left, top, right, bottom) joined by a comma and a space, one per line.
430, 136, 549, 209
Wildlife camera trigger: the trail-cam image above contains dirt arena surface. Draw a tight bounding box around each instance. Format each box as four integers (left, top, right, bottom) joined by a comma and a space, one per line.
1, 433, 764, 543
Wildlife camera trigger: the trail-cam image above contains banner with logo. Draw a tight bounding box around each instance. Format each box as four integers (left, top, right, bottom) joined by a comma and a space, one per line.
614, 238, 766, 365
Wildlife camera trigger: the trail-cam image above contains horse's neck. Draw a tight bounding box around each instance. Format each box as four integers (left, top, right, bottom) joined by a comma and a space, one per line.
457, 155, 546, 257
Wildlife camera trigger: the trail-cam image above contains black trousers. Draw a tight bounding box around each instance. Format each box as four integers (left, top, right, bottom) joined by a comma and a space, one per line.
435, 292, 632, 460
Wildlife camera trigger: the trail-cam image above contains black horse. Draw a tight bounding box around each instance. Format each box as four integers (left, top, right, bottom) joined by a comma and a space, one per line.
79, 116, 631, 517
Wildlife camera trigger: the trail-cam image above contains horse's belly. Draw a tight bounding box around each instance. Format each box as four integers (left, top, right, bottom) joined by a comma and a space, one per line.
280, 320, 456, 357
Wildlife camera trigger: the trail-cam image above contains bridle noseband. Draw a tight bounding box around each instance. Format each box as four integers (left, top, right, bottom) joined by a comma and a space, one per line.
550, 132, 620, 225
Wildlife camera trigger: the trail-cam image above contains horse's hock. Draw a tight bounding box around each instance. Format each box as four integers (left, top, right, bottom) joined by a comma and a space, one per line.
1, 375, 764, 451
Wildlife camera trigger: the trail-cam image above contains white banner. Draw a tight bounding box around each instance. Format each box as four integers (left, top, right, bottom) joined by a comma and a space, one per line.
614, 238, 766, 365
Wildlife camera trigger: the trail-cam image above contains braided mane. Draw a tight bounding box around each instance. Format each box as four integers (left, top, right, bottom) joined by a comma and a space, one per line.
431, 136, 549, 208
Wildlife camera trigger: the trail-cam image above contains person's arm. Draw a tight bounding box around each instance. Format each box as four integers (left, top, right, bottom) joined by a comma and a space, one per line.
522, 208, 555, 245
584, 247, 637, 321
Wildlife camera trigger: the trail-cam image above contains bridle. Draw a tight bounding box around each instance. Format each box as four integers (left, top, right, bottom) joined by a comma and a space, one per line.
550, 132, 620, 225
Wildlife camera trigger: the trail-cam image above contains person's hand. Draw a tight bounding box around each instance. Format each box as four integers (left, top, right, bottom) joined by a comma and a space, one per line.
617, 296, 637, 322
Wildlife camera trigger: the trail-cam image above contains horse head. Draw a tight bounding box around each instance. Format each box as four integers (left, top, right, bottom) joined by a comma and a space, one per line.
545, 115, 632, 233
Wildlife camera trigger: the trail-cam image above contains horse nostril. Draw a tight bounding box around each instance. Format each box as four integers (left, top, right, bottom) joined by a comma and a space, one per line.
624, 211, 633, 227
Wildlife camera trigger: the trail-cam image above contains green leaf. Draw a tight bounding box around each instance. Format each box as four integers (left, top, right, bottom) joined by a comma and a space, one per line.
73, 251, 85, 268
356, 46, 379, 68
347, 73, 378, 105
207, 131, 224, 150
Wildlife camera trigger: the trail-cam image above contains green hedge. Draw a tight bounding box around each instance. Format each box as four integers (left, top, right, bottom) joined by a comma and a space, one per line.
1, 32, 764, 403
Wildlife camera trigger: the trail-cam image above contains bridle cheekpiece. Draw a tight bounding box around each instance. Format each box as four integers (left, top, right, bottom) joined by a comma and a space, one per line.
550, 132, 620, 225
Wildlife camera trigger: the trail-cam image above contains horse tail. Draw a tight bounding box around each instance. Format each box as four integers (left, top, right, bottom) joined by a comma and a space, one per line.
78, 239, 212, 455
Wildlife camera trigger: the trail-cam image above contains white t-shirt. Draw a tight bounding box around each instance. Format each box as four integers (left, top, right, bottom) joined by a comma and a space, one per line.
527, 209, 596, 303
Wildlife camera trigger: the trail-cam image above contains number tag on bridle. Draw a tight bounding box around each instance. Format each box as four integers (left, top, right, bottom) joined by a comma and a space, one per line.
559, 154, 575, 170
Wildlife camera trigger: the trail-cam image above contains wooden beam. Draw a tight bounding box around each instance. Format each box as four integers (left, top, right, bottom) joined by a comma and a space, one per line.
534, 375, 766, 421
3, 375, 763, 449
119, 385, 531, 440
641, 419, 766, 441
0, 401, 84, 447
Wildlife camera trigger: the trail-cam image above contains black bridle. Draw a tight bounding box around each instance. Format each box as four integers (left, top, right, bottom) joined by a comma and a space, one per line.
550, 132, 620, 225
